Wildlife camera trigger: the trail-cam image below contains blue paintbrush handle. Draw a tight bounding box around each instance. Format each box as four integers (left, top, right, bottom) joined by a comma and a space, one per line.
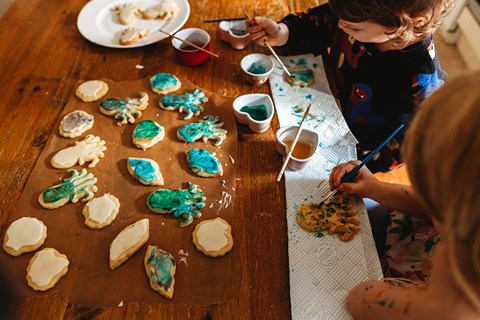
341, 123, 405, 183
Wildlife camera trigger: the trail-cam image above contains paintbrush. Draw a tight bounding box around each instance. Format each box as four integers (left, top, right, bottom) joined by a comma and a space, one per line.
276, 104, 313, 182
158, 29, 219, 58
317, 123, 405, 207
204, 17, 245, 23
264, 39, 291, 76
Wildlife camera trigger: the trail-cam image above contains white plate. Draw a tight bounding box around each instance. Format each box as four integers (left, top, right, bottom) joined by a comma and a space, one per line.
77, 0, 190, 48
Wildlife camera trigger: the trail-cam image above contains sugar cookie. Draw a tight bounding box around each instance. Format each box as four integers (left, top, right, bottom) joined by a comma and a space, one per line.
59, 110, 94, 138
51, 134, 106, 169
75, 80, 109, 102
109, 218, 149, 270
26, 248, 69, 291
142, 0, 178, 20
132, 120, 165, 150
144, 245, 176, 299
111, 3, 143, 25
177, 115, 227, 146
192, 218, 233, 257
100, 92, 149, 126
82, 193, 120, 229
149, 73, 181, 95
119, 27, 148, 46
159, 88, 207, 120
3, 217, 47, 257
285, 66, 315, 87
127, 157, 164, 186
186, 148, 223, 177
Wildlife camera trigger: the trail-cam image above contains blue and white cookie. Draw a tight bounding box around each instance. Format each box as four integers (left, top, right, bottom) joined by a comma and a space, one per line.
186, 148, 223, 177
59, 110, 94, 138
150, 73, 181, 94
144, 245, 176, 299
127, 157, 164, 186
132, 120, 165, 150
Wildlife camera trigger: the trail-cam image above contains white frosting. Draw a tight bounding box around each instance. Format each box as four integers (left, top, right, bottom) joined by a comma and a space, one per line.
112, 3, 143, 25
5, 217, 45, 251
110, 218, 149, 260
120, 27, 148, 44
77, 81, 105, 98
51, 135, 105, 168
86, 194, 116, 224
196, 219, 228, 251
28, 248, 69, 287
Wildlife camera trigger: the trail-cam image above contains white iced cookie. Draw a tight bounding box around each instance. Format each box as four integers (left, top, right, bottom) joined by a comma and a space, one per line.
142, 0, 179, 20
3, 217, 47, 257
59, 110, 94, 139
75, 80, 109, 102
111, 3, 143, 25
51, 134, 106, 169
26, 248, 69, 291
132, 120, 165, 150
119, 27, 149, 46
82, 193, 120, 229
109, 218, 149, 270
127, 157, 164, 186
192, 218, 233, 257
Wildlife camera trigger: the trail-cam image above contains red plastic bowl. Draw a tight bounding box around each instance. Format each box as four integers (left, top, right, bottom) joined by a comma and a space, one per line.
172, 28, 211, 67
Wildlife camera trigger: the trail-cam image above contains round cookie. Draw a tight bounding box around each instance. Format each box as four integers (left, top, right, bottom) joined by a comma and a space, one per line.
3, 217, 47, 257
150, 73, 181, 95
75, 80, 109, 102
59, 110, 94, 138
132, 120, 165, 150
82, 193, 120, 229
26, 248, 69, 291
285, 66, 315, 87
192, 218, 233, 257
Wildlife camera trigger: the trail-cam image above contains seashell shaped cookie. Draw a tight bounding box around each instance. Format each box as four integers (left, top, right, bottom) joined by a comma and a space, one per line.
109, 218, 149, 269
76, 80, 109, 102
127, 157, 164, 186
59, 110, 94, 138
51, 134, 106, 169
3, 217, 47, 257
185, 148, 223, 177
192, 218, 234, 257
26, 248, 69, 291
144, 245, 176, 299
132, 120, 165, 150
82, 193, 120, 229
149, 73, 181, 95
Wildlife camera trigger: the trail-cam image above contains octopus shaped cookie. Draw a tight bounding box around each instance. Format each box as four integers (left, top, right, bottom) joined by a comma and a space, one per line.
142, 0, 179, 20
100, 92, 149, 126
147, 182, 205, 227
150, 73, 181, 95
144, 245, 176, 299
111, 3, 143, 25
186, 148, 223, 177
177, 115, 227, 146
51, 134, 106, 169
296, 194, 360, 241
159, 88, 207, 120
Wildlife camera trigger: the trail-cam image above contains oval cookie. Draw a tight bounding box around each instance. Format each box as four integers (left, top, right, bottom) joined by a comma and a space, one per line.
3, 217, 47, 257
186, 148, 223, 177
132, 120, 165, 150
109, 218, 149, 270
75, 80, 109, 102
127, 157, 164, 186
82, 193, 120, 229
150, 73, 181, 94
192, 218, 233, 257
144, 245, 176, 299
59, 110, 94, 138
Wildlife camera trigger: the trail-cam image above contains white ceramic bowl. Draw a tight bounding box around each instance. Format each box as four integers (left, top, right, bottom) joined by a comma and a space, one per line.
233, 94, 275, 133
275, 125, 319, 170
240, 53, 274, 86
218, 20, 250, 50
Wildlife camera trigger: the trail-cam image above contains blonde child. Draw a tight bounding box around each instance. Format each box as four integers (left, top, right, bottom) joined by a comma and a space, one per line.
329, 71, 480, 318
246, 0, 453, 172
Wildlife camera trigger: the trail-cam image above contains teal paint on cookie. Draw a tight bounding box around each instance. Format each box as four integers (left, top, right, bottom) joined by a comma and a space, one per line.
178, 124, 207, 143
247, 62, 266, 74
291, 69, 314, 85
150, 73, 178, 92
42, 181, 75, 203
41, 169, 97, 205
146, 246, 175, 288
186, 149, 221, 174
133, 120, 162, 139
128, 158, 157, 182
160, 89, 207, 119
240, 104, 268, 121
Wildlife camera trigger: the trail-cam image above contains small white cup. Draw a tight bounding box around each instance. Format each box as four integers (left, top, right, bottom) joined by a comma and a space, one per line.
240, 53, 274, 86
275, 126, 319, 170
219, 20, 250, 50
233, 94, 275, 133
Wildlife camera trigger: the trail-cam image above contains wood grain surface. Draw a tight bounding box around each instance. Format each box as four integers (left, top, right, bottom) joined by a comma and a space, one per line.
0, 0, 322, 319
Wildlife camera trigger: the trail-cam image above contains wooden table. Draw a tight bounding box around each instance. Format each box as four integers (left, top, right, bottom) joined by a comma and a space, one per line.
0, 0, 327, 319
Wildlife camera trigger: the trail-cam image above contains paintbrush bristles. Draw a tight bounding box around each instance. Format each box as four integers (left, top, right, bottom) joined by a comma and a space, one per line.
276, 104, 312, 182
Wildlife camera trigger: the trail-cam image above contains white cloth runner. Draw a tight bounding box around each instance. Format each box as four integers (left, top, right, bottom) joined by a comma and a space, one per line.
268, 54, 383, 320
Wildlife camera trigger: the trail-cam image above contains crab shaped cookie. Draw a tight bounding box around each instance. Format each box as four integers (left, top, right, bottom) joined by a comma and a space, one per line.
177, 115, 227, 146
159, 89, 207, 120
111, 3, 143, 25
142, 0, 179, 20
147, 182, 206, 227
51, 134, 106, 169
100, 92, 149, 126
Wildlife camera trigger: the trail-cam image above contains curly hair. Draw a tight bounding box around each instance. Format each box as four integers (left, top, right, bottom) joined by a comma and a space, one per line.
403, 70, 480, 312
329, 0, 454, 48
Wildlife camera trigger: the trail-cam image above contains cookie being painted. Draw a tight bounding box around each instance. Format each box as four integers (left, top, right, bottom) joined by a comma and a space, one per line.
3, 217, 47, 257
177, 115, 227, 146
149, 73, 181, 94
109, 218, 149, 269
51, 134, 106, 169
132, 120, 165, 150
186, 148, 223, 177
192, 218, 233, 257
59, 110, 94, 138
75, 80, 109, 102
127, 157, 164, 186
144, 245, 176, 299
26, 248, 69, 291
100, 92, 149, 126
159, 89, 207, 120
82, 193, 120, 229
285, 66, 315, 87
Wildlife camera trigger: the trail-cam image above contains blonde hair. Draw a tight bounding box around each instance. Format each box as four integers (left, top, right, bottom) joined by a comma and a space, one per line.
329, 0, 454, 48
403, 70, 480, 311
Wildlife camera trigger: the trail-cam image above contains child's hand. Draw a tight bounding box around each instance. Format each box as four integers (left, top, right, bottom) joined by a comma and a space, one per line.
245, 17, 289, 47
328, 160, 379, 198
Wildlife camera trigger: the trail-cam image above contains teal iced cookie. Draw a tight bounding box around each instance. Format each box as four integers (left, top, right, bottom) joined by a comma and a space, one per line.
132, 120, 165, 150
186, 148, 223, 177
150, 73, 181, 94
127, 157, 164, 186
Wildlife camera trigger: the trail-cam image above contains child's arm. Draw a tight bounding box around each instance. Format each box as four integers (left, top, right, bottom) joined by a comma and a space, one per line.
245, 17, 289, 47
329, 161, 431, 219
